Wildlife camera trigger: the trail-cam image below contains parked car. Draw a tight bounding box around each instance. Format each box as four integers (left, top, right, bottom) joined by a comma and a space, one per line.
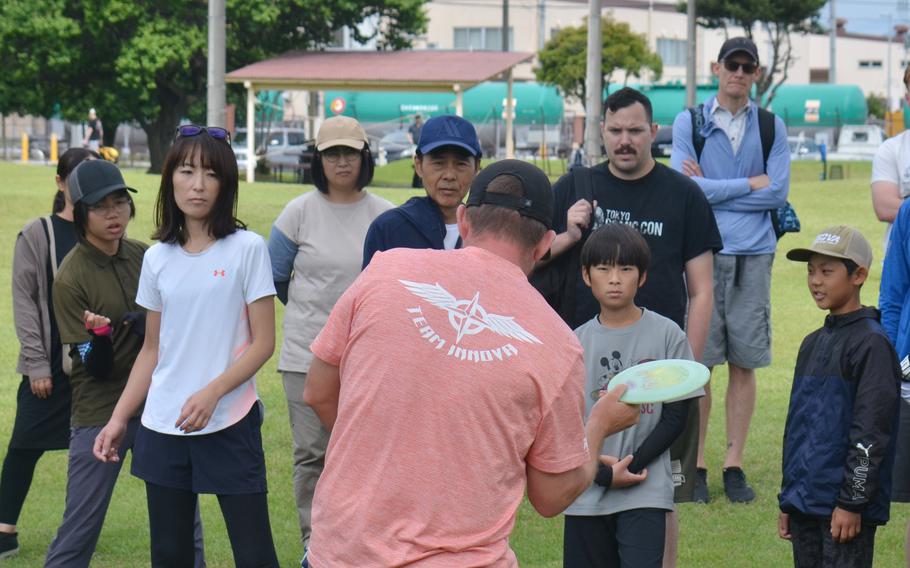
828, 125, 885, 161
378, 129, 416, 163
265, 139, 318, 183
651, 126, 673, 158
788, 137, 822, 161
233, 127, 308, 170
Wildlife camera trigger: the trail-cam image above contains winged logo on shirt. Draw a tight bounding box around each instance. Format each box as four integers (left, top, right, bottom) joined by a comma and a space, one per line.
399, 280, 541, 345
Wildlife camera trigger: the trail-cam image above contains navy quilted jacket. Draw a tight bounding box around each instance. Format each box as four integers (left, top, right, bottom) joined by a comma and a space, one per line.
779, 307, 900, 525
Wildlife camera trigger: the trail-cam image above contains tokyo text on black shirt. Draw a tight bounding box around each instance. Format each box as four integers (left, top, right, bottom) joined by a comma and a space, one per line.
551, 161, 723, 329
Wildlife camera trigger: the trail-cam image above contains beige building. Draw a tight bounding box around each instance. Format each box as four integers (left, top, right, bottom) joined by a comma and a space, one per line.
416, 0, 910, 110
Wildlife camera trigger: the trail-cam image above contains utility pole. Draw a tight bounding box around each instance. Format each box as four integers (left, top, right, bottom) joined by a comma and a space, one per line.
685, 0, 696, 107
503, 0, 509, 52
829, 0, 837, 84
584, 0, 603, 165
207, 0, 226, 127
504, 0, 515, 159
538, 0, 547, 51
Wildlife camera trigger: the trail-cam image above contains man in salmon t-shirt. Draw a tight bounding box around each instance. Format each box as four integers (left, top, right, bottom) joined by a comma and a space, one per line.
303, 160, 642, 567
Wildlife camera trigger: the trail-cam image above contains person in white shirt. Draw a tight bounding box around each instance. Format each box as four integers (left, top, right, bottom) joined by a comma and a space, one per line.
93, 125, 279, 567
872, 64, 910, 255
873, 63, 910, 568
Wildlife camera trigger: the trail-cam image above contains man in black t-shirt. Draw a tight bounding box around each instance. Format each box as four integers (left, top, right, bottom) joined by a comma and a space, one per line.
539, 87, 721, 567
547, 88, 721, 347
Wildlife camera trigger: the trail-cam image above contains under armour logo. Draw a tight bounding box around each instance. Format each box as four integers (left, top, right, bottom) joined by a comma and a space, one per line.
856, 442, 873, 458
213, 270, 226, 277
400, 280, 541, 345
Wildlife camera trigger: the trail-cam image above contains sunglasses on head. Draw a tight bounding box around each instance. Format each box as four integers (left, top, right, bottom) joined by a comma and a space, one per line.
175, 125, 231, 145
723, 60, 758, 74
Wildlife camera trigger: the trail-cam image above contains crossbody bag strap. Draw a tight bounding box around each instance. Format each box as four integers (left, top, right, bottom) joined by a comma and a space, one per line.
43, 216, 60, 276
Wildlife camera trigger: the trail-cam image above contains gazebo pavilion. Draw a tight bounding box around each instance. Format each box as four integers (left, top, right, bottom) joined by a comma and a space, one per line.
226, 50, 535, 182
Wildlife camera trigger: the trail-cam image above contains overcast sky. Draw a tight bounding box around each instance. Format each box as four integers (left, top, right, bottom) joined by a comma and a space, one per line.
826, 0, 910, 35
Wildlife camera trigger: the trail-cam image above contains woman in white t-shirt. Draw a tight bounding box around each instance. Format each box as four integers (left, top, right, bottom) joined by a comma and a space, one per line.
267, 116, 393, 555
94, 126, 279, 567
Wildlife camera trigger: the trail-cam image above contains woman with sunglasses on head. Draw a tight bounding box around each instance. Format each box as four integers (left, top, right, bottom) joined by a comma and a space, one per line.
94, 125, 279, 567
267, 115, 392, 557
1, 149, 98, 559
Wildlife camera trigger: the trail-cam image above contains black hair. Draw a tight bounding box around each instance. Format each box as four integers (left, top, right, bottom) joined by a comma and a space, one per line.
603, 87, 654, 124
580, 223, 651, 275
311, 145, 375, 194
153, 132, 244, 244
415, 145, 479, 162
53, 148, 100, 214
73, 189, 136, 242
842, 258, 860, 276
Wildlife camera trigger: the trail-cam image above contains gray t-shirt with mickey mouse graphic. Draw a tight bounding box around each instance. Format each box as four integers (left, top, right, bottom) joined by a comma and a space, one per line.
565, 308, 701, 516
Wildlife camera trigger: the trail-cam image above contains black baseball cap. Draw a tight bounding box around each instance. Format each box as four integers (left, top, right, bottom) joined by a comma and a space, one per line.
466, 159, 553, 229
717, 37, 759, 64
68, 160, 137, 206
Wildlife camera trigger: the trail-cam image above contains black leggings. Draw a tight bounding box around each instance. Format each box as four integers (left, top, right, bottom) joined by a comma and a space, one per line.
146, 482, 278, 568
0, 448, 45, 525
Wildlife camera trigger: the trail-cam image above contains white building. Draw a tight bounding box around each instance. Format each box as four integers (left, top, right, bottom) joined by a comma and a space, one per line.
415, 0, 910, 110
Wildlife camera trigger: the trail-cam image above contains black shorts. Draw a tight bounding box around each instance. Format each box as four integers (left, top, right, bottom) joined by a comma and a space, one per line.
564, 509, 667, 568
131, 402, 267, 495
892, 399, 910, 503
8, 374, 71, 450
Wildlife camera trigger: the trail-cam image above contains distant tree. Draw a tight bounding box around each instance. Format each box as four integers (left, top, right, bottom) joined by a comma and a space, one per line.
0, 0, 427, 173
866, 92, 887, 120
679, 0, 826, 106
535, 17, 662, 110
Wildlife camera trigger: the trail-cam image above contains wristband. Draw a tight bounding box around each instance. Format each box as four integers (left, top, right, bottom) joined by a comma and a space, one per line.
85, 322, 112, 337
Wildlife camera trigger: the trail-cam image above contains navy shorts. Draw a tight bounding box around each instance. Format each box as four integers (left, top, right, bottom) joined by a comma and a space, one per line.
131, 402, 268, 495
564, 509, 667, 568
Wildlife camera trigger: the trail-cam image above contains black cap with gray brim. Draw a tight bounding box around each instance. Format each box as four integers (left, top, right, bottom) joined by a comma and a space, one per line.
465, 159, 553, 229
68, 160, 137, 205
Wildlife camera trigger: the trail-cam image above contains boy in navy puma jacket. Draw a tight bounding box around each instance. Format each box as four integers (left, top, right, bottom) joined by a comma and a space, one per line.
778, 226, 900, 568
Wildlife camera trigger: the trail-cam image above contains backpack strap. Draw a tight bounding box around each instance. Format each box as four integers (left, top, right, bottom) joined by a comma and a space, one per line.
40, 216, 60, 277
689, 104, 706, 162
558, 166, 598, 326
757, 107, 776, 173
571, 166, 597, 244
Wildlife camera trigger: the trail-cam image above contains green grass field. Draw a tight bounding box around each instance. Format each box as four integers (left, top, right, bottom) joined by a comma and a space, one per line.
0, 158, 906, 567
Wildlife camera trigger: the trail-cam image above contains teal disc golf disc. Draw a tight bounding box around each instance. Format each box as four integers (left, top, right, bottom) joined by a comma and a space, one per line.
606, 359, 710, 404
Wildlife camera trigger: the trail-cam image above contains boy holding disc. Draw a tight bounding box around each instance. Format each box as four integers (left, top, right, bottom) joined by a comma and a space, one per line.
563, 223, 703, 568
780, 226, 900, 568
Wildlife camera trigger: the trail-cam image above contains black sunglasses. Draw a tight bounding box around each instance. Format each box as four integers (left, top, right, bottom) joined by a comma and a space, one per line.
723, 60, 758, 74
175, 124, 231, 145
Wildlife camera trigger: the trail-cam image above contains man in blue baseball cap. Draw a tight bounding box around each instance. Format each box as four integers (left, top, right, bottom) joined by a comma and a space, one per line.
362, 115, 482, 267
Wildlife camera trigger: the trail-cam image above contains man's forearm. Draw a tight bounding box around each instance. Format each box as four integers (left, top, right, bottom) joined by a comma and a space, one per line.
686, 290, 712, 362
